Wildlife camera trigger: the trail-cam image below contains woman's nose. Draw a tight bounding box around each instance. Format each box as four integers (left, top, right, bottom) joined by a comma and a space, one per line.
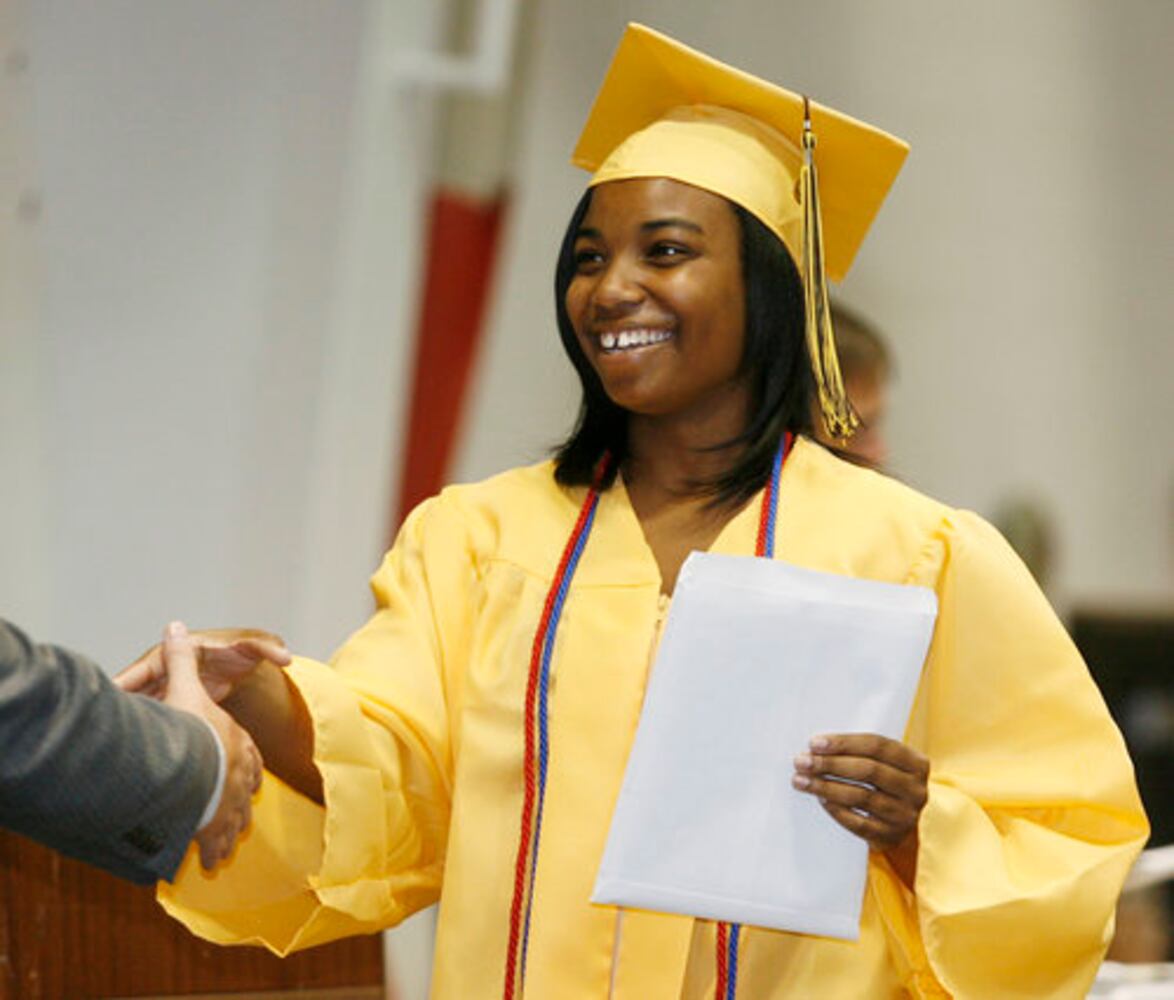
591, 258, 644, 314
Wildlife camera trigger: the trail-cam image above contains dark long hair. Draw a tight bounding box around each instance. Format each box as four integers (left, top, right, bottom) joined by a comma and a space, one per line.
552, 188, 812, 508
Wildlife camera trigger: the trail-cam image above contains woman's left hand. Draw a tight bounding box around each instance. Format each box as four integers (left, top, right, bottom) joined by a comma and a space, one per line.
792, 733, 929, 857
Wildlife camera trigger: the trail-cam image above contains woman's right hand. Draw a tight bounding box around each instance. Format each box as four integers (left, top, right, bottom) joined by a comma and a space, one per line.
115, 628, 292, 703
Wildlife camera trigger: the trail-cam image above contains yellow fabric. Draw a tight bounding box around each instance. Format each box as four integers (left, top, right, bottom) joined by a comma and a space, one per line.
160, 437, 1147, 998
573, 24, 909, 280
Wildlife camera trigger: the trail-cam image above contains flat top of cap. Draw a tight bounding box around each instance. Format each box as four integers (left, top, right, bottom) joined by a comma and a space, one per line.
571, 23, 909, 279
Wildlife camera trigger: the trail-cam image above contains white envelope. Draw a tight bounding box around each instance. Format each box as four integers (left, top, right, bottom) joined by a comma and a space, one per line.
592, 551, 938, 940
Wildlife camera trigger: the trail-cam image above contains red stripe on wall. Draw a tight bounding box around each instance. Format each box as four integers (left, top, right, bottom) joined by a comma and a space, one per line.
394, 189, 506, 529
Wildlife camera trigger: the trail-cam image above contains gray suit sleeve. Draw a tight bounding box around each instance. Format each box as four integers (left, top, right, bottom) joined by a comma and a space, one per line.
0, 618, 219, 883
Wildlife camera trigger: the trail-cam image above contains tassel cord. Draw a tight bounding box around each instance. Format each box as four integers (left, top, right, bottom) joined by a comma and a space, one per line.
800, 99, 858, 441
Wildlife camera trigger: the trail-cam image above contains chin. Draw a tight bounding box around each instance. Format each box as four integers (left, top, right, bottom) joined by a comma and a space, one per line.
598, 383, 674, 416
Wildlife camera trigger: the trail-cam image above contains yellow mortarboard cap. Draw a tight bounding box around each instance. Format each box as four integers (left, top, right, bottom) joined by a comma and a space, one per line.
571, 24, 910, 437
572, 23, 907, 281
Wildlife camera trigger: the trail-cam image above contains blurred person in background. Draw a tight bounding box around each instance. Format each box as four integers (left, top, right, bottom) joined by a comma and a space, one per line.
813, 302, 893, 470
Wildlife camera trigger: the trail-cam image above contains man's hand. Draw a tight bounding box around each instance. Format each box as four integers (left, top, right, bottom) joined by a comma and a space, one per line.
117, 627, 291, 703
159, 622, 263, 870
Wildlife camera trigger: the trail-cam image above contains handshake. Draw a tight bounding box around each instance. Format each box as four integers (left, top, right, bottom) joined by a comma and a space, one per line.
115, 622, 292, 872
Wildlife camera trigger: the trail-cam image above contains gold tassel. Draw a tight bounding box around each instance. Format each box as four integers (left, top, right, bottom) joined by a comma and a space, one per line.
800, 97, 858, 440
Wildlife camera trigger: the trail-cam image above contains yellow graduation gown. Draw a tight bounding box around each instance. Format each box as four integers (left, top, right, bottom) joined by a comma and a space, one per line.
160, 437, 1147, 998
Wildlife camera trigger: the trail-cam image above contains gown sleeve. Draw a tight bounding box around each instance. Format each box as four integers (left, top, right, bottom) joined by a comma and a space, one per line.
872, 510, 1149, 998
159, 493, 475, 954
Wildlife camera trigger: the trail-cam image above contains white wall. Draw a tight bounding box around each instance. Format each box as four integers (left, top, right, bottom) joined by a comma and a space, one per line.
16, 0, 344, 657
458, 0, 1174, 610
0, 0, 52, 633
8, 0, 449, 667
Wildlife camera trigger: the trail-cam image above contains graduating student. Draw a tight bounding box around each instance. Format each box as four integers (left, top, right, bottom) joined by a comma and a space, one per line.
123, 24, 1146, 998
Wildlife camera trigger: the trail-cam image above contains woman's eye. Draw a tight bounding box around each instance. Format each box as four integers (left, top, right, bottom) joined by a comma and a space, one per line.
573, 248, 604, 271
647, 242, 691, 264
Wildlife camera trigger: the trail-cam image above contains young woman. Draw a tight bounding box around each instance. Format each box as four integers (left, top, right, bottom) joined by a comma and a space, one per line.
123, 25, 1146, 1000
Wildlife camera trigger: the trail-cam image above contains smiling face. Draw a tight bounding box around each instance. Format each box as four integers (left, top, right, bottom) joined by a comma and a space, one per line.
564, 178, 749, 429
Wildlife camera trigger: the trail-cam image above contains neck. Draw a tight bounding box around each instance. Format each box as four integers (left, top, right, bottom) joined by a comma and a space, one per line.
624, 390, 750, 505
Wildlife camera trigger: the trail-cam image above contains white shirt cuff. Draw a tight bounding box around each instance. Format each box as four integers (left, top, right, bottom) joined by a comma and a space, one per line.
194, 717, 227, 831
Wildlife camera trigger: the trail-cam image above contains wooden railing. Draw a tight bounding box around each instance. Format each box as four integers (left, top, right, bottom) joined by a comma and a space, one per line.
0, 829, 385, 999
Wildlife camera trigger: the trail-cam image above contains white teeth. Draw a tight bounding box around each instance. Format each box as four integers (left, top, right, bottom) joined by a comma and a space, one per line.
599, 328, 673, 352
